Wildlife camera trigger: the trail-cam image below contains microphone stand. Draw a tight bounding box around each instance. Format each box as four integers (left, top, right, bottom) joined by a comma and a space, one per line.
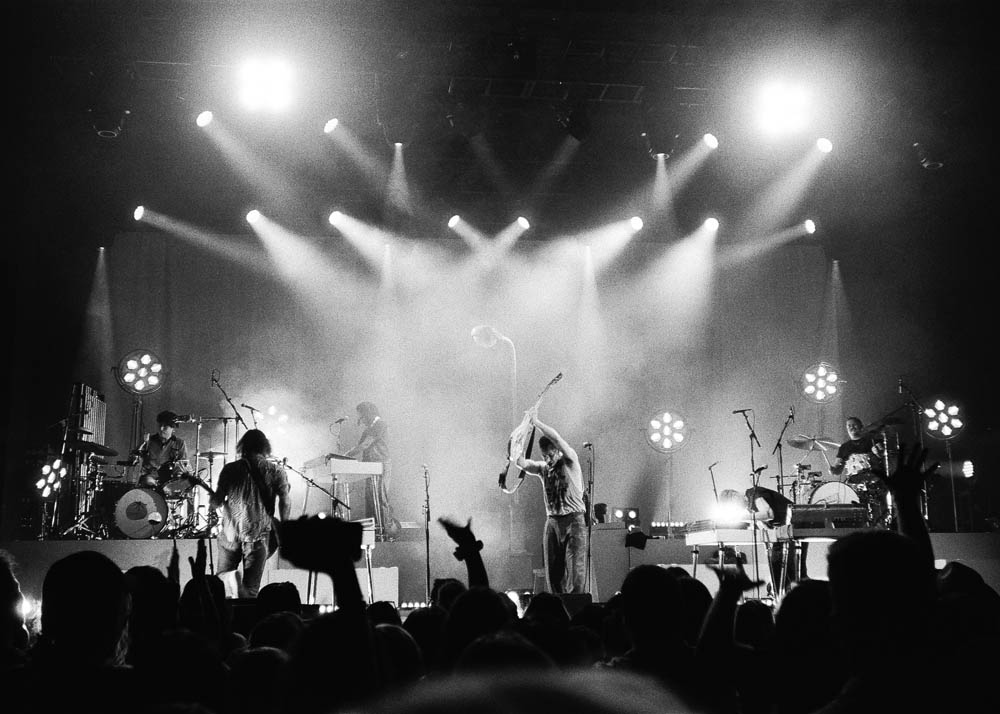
422, 465, 431, 604
899, 380, 929, 521
211, 376, 248, 458
285, 460, 349, 605
773, 411, 794, 499
736, 410, 763, 599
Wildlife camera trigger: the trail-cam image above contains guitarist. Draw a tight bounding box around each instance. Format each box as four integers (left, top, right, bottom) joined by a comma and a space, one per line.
209, 428, 290, 598
514, 414, 589, 595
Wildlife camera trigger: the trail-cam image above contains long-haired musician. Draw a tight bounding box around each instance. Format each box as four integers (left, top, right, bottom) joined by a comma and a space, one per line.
514, 414, 588, 594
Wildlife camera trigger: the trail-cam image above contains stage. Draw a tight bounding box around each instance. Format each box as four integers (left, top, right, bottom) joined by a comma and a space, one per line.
4, 531, 998, 613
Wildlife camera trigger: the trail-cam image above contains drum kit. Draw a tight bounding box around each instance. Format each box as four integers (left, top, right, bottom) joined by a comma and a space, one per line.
67, 449, 224, 540
783, 424, 899, 528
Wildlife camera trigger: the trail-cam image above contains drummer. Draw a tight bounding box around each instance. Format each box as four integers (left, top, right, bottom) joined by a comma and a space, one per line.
830, 416, 885, 483
135, 410, 190, 489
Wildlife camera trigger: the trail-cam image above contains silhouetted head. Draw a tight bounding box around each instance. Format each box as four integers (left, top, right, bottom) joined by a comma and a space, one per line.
367, 600, 403, 627
402, 605, 447, 674
250, 611, 304, 653
619, 564, 682, 649
676, 576, 712, 647
41, 550, 131, 665
375, 623, 424, 690
522, 592, 570, 628
256, 581, 302, 617
454, 630, 555, 674
442, 587, 514, 669
734, 599, 775, 650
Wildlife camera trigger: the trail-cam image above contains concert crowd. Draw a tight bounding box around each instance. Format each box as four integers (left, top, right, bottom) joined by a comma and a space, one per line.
2, 444, 996, 714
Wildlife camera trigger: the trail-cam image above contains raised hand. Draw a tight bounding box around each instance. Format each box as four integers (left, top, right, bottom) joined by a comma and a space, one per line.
167, 539, 180, 584
438, 516, 476, 547
881, 442, 939, 500
188, 537, 207, 580
710, 559, 765, 596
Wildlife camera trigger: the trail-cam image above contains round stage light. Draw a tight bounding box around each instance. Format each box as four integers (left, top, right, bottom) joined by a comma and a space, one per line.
704, 217, 719, 231
115, 349, 166, 395
703, 133, 719, 149
801, 361, 841, 403
36, 459, 67, 498
133, 206, 145, 221
922, 397, 965, 440
324, 118, 339, 134
517, 216, 530, 230
246, 210, 262, 225
816, 138, 833, 153
630, 216, 644, 231
804, 219, 816, 234
448, 215, 460, 228
196, 111, 213, 127
329, 210, 343, 226
645, 409, 689, 453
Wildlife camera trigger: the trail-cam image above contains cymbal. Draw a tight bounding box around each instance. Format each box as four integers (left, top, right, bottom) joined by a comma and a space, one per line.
865, 416, 904, 430
787, 435, 839, 452
66, 440, 119, 457
66, 426, 93, 435
196, 450, 227, 457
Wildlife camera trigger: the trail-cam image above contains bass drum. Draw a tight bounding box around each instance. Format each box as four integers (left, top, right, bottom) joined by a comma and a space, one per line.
808, 481, 861, 505
114, 487, 168, 539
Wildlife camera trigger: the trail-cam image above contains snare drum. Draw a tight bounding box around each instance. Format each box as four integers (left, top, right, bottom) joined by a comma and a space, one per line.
113, 487, 168, 539
808, 481, 861, 505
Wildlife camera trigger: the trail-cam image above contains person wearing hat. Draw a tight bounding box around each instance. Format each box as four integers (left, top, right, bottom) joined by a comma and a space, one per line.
135, 410, 190, 488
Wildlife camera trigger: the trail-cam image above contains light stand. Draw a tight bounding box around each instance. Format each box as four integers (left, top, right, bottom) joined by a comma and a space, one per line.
583, 442, 594, 594
471, 325, 519, 553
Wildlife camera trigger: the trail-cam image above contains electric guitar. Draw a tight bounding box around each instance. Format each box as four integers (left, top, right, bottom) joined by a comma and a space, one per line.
499, 372, 563, 494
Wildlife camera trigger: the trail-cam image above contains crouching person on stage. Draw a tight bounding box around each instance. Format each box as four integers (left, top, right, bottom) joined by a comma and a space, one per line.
209, 429, 290, 598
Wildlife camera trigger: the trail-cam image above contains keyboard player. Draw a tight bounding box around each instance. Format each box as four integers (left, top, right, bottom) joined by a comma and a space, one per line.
746, 485, 808, 585
343, 401, 398, 539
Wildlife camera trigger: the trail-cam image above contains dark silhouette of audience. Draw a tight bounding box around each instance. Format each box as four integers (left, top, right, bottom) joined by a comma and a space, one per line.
4, 445, 997, 714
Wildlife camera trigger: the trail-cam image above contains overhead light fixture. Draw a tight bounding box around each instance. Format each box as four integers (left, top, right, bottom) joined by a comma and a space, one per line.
324, 118, 339, 133
556, 101, 591, 142
36, 459, 67, 499
196, 111, 214, 127
645, 409, 689, 453
114, 350, 165, 396
133, 206, 145, 221
912, 141, 943, 170
801, 361, 841, 403
922, 398, 964, 440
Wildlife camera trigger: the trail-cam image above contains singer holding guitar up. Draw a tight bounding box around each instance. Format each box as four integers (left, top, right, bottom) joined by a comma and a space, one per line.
515, 414, 589, 594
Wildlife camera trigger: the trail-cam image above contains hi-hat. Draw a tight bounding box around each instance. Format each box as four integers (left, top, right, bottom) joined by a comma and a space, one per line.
66, 440, 119, 457
787, 435, 839, 452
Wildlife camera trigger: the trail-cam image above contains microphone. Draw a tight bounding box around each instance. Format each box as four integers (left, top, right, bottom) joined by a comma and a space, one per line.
789, 406, 795, 422
732, 408, 750, 414
211, 370, 219, 384
753, 465, 768, 474
241, 403, 261, 413
898, 378, 904, 394
709, 461, 720, 469
582, 442, 593, 448
174, 414, 194, 423
333, 417, 347, 424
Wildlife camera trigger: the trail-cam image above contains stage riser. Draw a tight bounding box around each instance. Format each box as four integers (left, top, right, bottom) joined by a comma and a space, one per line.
4, 532, 998, 608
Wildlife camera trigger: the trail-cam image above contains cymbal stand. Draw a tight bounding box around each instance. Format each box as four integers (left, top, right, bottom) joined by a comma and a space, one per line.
736, 409, 763, 600
583, 443, 595, 595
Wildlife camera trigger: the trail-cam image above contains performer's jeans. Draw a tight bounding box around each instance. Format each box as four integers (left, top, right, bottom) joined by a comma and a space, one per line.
217, 538, 268, 597
543, 512, 588, 594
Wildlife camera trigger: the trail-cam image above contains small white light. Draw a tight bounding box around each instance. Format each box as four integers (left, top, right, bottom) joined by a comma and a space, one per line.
133, 205, 145, 221
394, 141, 403, 148
328, 210, 343, 226
246, 210, 262, 225
448, 215, 460, 228
703, 133, 719, 149
196, 111, 213, 127
324, 118, 339, 134
36, 478, 46, 490
804, 219, 816, 234
517, 216, 530, 230
816, 138, 833, 153
630, 216, 644, 231
704, 217, 719, 231
962, 460, 974, 478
